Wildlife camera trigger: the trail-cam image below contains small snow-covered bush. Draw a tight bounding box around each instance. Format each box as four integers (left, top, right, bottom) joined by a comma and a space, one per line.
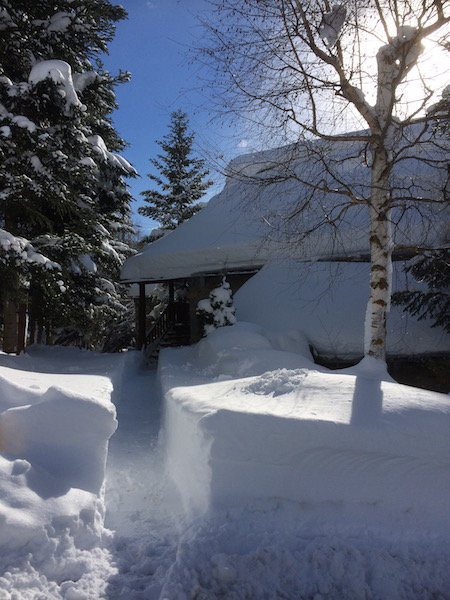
197, 277, 237, 335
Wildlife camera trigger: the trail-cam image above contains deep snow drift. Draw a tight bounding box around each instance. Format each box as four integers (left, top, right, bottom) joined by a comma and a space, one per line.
235, 260, 450, 360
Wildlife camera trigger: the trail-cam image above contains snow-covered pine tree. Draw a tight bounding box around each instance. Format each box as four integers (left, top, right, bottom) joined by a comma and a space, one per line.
139, 110, 212, 232
0, 0, 136, 350
197, 277, 237, 335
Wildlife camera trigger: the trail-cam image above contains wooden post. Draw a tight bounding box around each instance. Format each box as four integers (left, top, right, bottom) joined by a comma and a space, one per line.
3, 300, 17, 353
136, 282, 146, 350
28, 311, 36, 345
28, 279, 38, 346
168, 281, 175, 321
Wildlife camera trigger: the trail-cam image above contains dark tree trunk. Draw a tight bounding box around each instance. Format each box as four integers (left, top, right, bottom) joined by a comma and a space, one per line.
3, 300, 18, 353
17, 303, 27, 354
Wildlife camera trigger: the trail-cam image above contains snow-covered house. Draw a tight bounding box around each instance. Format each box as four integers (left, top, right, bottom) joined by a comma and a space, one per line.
121, 128, 449, 359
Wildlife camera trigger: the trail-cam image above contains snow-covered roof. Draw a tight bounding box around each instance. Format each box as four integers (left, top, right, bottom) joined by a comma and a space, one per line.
121, 127, 448, 283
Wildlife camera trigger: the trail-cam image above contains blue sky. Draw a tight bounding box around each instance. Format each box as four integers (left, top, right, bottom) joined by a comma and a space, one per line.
104, 1, 450, 239
103, 0, 243, 235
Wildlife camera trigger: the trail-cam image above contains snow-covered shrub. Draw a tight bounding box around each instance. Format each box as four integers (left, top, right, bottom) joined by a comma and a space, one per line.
197, 277, 237, 335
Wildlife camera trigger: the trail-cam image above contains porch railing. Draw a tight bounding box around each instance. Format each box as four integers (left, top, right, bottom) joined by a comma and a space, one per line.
145, 303, 174, 349
144, 301, 190, 350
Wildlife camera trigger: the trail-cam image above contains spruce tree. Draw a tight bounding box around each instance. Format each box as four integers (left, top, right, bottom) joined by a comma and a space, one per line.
139, 110, 212, 232
0, 0, 135, 350
196, 277, 237, 335
393, 250, 450, 333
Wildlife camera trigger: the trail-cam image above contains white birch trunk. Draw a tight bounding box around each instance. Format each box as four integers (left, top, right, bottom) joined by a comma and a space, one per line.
366, 147, 393, 360
363, 36, 405, 361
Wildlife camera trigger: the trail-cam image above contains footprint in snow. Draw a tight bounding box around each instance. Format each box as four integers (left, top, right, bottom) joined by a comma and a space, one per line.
245, 369, 308, 397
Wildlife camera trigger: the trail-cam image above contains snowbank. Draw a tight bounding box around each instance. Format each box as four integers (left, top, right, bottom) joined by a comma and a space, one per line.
235, 260, 450, 359
159, 323, 450, 532
0, 347, 125, 597
157, 325, 450, 597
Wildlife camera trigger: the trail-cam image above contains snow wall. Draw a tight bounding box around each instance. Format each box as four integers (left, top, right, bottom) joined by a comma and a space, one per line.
158, 324, 450, 537
0, 347, 122, 557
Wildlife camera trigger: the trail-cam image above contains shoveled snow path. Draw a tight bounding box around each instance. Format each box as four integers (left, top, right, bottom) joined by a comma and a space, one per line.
104, 359, 184, 599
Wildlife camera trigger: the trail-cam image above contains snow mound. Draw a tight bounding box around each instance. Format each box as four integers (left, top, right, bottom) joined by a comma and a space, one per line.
195, 322, 314, 378
0, 384, 116, 494
159, 324, 450, 530
157, 323, 450, 597
0, 347, 124, 597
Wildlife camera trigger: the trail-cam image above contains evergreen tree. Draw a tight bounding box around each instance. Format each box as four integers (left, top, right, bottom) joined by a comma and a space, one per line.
392, 87, 449, 337
139, 110, 212, 232
0, 0, 135, 350
393, 249, 450, 333
197, 277, 236, 335
429, 84, 450, 135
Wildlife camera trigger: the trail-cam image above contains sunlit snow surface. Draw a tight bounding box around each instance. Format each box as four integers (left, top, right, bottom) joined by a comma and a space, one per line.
0, 337, 449, 598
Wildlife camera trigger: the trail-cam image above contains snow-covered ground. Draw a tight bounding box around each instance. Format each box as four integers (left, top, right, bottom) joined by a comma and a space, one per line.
157, 324, 450, 598
0, 330, 449, 599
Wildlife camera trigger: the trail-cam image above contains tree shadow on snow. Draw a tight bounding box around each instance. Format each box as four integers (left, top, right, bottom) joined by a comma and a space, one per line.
350, 374, 383, 426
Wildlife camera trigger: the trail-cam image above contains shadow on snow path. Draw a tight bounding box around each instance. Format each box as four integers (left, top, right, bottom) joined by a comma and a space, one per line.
104, 359, 184, 600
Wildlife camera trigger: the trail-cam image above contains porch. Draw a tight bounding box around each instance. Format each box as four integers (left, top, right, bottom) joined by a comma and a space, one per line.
131, 270, 258, 354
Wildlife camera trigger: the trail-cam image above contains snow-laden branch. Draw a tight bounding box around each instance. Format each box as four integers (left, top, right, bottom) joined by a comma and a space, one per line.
0, 229, 60, 270
28, 60, 85, 116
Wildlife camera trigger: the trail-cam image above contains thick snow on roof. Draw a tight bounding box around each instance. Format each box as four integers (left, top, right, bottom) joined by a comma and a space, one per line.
121, 127, 448, 283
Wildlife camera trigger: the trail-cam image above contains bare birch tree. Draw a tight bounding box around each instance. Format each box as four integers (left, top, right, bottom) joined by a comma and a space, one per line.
201, 0, 449, 362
